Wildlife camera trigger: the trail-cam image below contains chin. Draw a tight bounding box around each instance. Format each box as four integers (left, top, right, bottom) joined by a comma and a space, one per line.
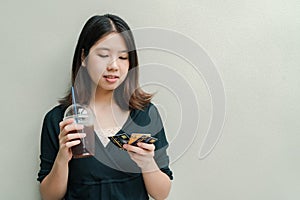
99, 85, 119, 92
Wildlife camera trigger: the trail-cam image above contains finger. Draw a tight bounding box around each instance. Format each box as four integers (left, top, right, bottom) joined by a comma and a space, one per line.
65, 140, 81, 148
59, 124, 84, 143
64, 133, 86, 142
61, 123, 84, 136
59, 118, 75, 130
137, 142, 155, 151
123, 144, 138, 152
123, 144, 146, 155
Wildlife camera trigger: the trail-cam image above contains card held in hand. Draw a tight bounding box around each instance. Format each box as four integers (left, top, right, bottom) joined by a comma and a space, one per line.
129, 133, 158, 146
108, 133, 130, 149
108, 132, 158, 150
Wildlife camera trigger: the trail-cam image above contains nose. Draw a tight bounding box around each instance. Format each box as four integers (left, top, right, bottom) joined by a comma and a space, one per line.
107, 57, 118, 71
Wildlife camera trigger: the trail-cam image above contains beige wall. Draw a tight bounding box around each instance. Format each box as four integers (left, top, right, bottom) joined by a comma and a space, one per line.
0, 0, 299, 199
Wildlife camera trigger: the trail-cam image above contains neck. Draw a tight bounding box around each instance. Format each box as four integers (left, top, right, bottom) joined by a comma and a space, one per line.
90, 86, 115, 108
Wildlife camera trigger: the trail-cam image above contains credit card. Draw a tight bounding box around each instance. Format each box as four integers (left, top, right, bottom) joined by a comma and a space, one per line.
109, 133, 158, 150
129, 133, 158, 146
108, 133, 130, 149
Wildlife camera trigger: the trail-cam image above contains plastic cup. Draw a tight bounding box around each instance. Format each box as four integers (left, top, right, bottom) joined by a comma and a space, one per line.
63, 104, 95, 158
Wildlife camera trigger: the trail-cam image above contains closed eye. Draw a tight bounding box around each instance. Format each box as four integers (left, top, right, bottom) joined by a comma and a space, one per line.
119, 56, 128, 60
98, 54, 109, 58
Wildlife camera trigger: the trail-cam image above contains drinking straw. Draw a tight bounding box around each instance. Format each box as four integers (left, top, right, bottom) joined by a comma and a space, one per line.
71, 86, 85, 149
71, 86, 78, 123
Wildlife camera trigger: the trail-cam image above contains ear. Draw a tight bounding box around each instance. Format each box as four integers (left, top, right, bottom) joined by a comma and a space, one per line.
81, 49, 87, 67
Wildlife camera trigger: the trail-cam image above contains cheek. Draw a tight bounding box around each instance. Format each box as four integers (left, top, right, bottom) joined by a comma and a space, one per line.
120, 63, 129, 78
86, 60, 107, 83
121, 61, 129, 72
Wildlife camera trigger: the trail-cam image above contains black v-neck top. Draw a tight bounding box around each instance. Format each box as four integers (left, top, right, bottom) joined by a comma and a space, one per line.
37, 103, 173, 200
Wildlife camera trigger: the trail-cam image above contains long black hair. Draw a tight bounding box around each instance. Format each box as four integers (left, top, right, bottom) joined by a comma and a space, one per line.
59, 14, 152, 110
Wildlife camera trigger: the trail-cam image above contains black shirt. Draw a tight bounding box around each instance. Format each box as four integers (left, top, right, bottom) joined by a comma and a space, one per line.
37, 103, 173, 200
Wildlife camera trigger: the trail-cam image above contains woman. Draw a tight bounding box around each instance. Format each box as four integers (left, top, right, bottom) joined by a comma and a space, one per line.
37, 14, 173, 200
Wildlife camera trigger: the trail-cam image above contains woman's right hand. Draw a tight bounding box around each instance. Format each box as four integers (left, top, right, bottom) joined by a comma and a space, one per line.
57, 118, 86, 163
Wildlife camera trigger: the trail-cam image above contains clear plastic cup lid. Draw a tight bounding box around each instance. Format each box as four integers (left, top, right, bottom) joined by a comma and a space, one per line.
64, 104, 94, 125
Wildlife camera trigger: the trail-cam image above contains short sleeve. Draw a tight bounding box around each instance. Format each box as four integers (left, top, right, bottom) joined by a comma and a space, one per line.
37, 106, 64, 182
154, 128, 173, 180
148, 104, 174, 180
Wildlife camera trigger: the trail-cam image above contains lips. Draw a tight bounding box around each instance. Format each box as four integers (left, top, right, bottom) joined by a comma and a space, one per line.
103, 75, 119, 79
103, 75, 119, 83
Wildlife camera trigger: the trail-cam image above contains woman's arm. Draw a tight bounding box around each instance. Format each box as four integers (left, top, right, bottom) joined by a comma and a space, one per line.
124, 143, 171, 200
141, 159, 171, 200
40, 158, 69, 200
40, 119, 85, 200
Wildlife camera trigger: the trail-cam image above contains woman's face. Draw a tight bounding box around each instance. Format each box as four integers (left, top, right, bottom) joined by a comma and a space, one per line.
84, 33, 129, 92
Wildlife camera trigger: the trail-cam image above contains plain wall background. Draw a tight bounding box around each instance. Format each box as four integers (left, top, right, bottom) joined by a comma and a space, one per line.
0, 0, 299, 199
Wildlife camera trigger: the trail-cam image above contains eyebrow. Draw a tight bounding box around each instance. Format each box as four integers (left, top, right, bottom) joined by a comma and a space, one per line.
95, 47, 128, 53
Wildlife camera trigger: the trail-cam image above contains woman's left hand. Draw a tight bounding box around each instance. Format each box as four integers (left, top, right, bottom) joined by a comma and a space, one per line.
123, 142, 158, 172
